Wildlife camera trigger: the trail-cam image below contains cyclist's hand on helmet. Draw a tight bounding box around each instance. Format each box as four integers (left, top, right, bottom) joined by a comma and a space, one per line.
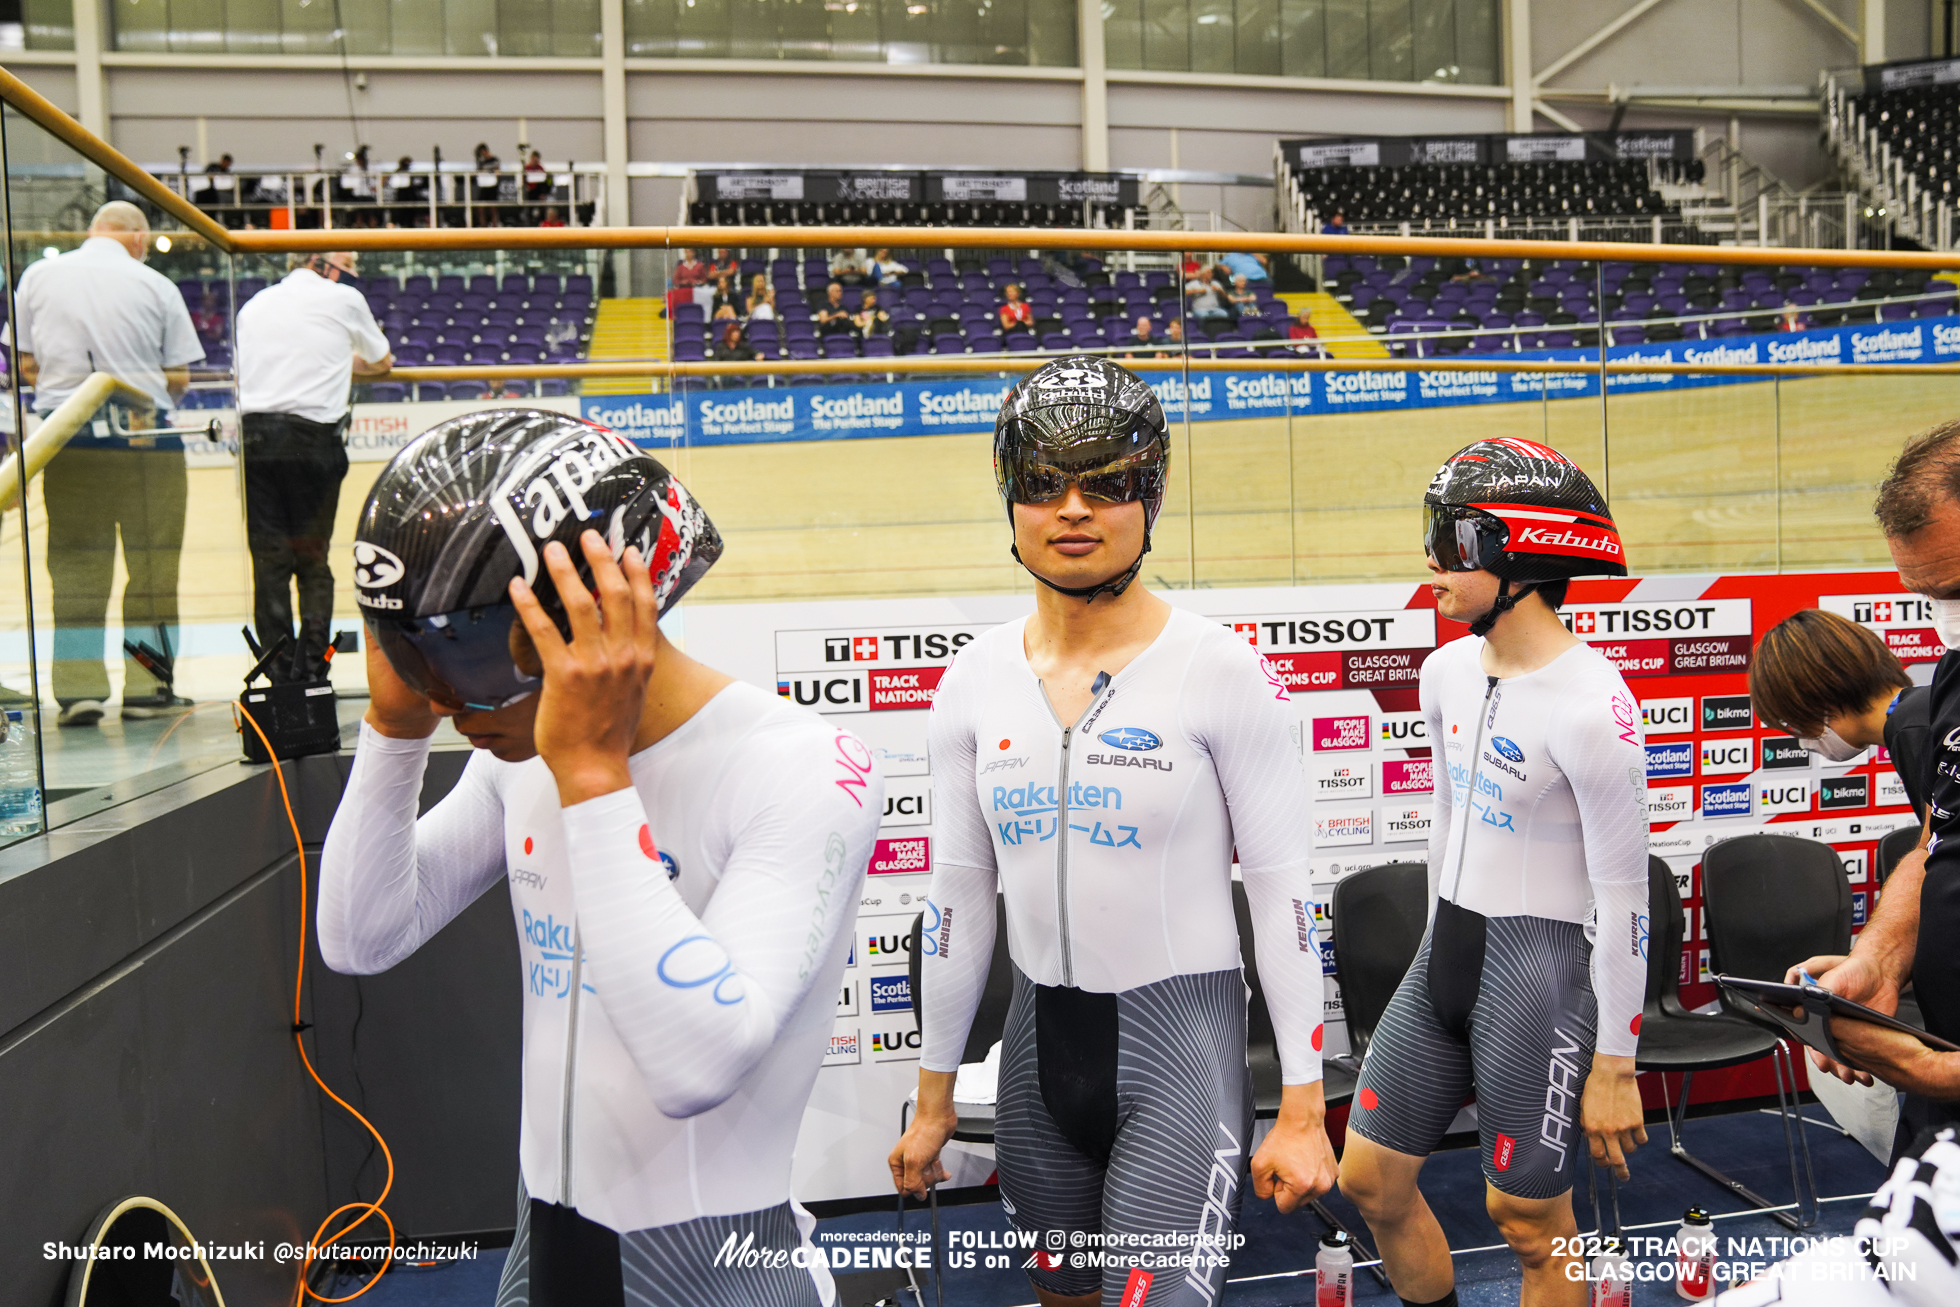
364, 631, 439, 740
1785, 953, 1892, 1086
511, 531, 659, 807
889, 1070, 957, 1200
1580, 1054, 1647, 1181
1250, 1087, 1337, 1212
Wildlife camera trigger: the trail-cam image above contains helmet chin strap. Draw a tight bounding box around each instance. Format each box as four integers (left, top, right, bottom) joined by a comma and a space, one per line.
1468, 578, 1535, 638
1012, 532, 1151, 604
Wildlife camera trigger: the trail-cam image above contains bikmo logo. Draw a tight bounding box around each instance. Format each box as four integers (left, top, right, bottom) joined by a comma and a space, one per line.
1490, 736, 1525, 763
352, 542, 405, 590
1099, 727, 1162, 752
658, 935, 746, 1005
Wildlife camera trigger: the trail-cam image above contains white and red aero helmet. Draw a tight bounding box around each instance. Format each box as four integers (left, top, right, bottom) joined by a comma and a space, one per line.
1423, 438, 1627, 580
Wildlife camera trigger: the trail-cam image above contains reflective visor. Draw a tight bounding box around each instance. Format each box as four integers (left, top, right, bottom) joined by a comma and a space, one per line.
1423, 504, 1508, 572
998, 417, 1165, 506
371, 603, 540, 712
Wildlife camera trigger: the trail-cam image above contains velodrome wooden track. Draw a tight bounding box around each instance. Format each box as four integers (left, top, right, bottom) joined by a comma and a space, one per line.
0, 373, 1948, 654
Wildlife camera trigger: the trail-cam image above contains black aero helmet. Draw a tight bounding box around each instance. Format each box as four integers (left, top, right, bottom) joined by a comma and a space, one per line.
1423, 437, 1624, 634
354, 408, 721, 711
994, 356, 1169, 602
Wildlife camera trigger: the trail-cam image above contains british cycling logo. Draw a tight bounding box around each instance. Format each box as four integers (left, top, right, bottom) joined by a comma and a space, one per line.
1490, 736, 1525, 763
1100, 727, 1162, 752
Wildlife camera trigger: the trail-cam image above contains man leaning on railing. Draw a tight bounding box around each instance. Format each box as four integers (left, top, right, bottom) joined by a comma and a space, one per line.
3, 200, 203, 727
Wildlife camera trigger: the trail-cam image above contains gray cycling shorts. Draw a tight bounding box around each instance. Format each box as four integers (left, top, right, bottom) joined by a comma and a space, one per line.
994, 963, 1253, 1306
1348, 899, 1598, 1200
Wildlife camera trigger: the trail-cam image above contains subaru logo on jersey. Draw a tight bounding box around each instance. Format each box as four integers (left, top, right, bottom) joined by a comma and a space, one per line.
1700, 738, 1754, 776
1757, 778, 1812, 816
1645, 741, 1694, 779
1099, 727, 1162, 752
1701, 782, 1753, 818
1490, 737, 1525, 763
1819, 775, 1872, 810
1640, 698, 1693, 735
868, 974, 914, 1014
1701, 695, 1754, 731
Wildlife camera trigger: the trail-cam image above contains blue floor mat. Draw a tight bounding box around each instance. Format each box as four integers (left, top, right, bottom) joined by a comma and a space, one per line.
349, 1106, 1889, 1306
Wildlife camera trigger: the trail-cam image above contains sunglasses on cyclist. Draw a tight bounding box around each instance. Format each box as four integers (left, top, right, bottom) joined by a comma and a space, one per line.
1424, 504, 1509, 573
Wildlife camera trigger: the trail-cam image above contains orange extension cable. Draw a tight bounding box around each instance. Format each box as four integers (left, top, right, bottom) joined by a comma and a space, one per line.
234, 702, 400, 1305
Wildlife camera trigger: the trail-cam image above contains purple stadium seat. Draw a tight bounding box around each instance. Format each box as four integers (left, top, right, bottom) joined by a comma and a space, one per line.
822, 336, 860, 358
932, 332, 967, 354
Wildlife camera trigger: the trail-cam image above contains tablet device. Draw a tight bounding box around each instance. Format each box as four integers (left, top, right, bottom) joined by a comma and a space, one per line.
1714, 974, 1960, 1068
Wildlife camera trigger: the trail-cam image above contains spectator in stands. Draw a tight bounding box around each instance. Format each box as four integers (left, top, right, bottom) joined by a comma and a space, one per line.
539, 206, 566, 228
1129, 315, 1159, 353
523, 150, 550, 203
708, 248, 740, 284
817, 281, 854, 335
868, 248, 909, 284
998, 283, 1033, 333
474, 142, 499, 171
1227, 275, 1259, 317
711, 274, 741, 318
1321, 210, 1349, 236
191, 290, 225, 341
830, 249, 867, 288
747, 281, 777, 322
205, 153, 233, 175
7, 201, 204, 725
855, 290, 892, 339
1163, 318, 1186, 353
1779, 301, 1809, 333
1289, 307, 1319, 342
236, 250, 390, 684
1222, 251, 1269, 284
671, 248, 709, 289
1188, 269, 1231, 321
711, 303, 739, 325
712, 320, 757, 365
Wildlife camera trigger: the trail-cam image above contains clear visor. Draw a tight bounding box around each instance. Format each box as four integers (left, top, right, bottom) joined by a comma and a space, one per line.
371, 603, 540, 712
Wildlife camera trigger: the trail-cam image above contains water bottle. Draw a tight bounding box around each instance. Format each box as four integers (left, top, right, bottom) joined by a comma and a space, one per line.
0, 709, 41, 837
1675, 1206, 1716, 1300
1588, 1235, 1633, 1307
1314, 1230, 1353, 1307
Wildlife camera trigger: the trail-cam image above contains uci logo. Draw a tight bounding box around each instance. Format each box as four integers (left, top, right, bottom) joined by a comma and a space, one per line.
1491, 736, 1526, 763
1099, 727, 1162, 752
352, 542, 405, 590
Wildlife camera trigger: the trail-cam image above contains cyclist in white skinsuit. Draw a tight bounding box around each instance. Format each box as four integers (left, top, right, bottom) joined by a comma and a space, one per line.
889, 357, 1337, 1307
319, 411, 882, 1307
1339, 438, 1650, 1307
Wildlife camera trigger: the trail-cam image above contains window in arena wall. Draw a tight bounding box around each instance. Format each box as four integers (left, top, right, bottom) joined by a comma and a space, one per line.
105, 0, 600, 58
619, 0, 1073, 64
1108, 0, 1496, 82
23, 0, 73, 50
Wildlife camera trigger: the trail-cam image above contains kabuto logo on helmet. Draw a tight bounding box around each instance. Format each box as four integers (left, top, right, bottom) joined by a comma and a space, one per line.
352, 542, 406, 590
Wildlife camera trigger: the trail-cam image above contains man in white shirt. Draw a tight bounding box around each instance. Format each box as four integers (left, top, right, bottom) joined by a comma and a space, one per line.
8, 200, 204, 726
234, 251, 391, 680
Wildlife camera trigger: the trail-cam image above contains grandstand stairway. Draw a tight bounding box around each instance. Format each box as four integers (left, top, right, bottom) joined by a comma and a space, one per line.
585, 298, 667, 394
1279, 292, 1388, 358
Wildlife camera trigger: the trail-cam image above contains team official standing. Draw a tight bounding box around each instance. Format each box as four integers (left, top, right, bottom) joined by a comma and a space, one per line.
235, 251, 391, 680
7, 201, 204, 725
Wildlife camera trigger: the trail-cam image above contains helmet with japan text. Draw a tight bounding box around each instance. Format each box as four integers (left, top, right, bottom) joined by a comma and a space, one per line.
993, 355, 1168, 602
354, 407, 720, 711
1423, 437, 1626, 582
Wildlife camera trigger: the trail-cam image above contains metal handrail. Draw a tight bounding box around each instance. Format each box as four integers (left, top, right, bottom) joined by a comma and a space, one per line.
2, 67, 1958, 271
0, 371, 155, 513
0, 67, 231, 250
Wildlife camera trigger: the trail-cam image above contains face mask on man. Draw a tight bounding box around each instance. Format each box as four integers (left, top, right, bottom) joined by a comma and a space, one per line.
1798, 726, 1865, 763
1934, 598, 1960, 650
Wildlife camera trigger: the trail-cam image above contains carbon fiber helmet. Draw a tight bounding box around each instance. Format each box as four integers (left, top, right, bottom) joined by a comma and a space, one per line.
994, 356, 1169, 602
353, 408, 721, 710
1423, 437, 1624, 635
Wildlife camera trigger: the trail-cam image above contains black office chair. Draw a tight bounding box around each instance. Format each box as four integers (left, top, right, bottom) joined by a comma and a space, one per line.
1695, 835, 1850, 1227
1878, 825, 1920, 885
905, 895, 1012, 1145
1328, 861, 1430, 1065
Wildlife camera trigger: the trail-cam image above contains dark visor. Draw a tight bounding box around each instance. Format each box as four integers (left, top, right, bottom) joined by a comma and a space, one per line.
371, 603, 540, 712
999, 418, 1164, 506
1424, 504, 1509, 572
